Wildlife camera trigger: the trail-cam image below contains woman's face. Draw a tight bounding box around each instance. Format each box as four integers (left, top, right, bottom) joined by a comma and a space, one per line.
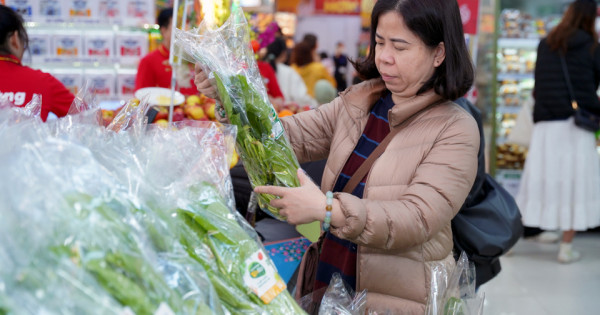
374, 11, 445, 102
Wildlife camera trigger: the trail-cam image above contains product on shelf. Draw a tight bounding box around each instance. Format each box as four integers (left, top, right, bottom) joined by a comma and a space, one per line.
498, 113, 518, 138
499, 80, 520, 107
122, 0, 154, 26
117, 69, 137, 100
6, 0, 37, 22
98, 0, 120, 19
84, 31, 114, 59
501, 9, 522, 38
66, 0, 92, 19
38, 0, 63, 22
496, 143, 528, 170
53, 31, 82, 58
25, 30, 52, 63
51, 69, 84, 95
84, 69, 116, 100
116, 31, 149, 65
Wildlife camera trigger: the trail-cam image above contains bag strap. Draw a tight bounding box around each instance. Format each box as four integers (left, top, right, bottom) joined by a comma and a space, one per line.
559, 54, 579, 110
342, 99, 444, 194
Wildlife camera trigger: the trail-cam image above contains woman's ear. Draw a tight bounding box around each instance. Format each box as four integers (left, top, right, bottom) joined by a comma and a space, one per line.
8, 31, 24, 58
433, 42, 446, 67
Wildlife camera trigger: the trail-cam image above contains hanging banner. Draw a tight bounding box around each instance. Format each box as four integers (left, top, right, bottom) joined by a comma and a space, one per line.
457, 0, 479, 35
360, 0, 375, 28
276, 0, 302, 13
314, 0, 360, 15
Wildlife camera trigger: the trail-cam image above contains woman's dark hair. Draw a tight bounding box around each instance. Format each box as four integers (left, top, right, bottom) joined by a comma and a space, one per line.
266, 37, 287, 72
0, 4, 28, 55
157, 8, 173, 29
290, 41, 313, 67
352, 0, 473, 100
546, 0, 598, 53
302, 33, 317, 51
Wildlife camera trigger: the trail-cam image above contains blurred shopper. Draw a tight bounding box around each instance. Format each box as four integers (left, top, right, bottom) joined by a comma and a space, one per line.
134, 8, 197, 96
302, 33, 319, 61
333, 42, 349, 92
265, 37, 317, 107
313, 79, 337, 105
0, 5, 73, 121
195, 0, 478, 311
319, 51, 335, 76
516, 0, 600, 264
290, 41, 336, 97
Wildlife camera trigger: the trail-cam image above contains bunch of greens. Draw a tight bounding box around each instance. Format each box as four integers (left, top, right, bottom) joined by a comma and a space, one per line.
0, 103, 305, 314
173, 182, 305, 314
174, 6, 301, 220
213, 73, 300, 219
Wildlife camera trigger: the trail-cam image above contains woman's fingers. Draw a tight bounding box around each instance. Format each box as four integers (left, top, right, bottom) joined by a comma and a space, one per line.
193, 63, 218, 99
254, 185, 289, 197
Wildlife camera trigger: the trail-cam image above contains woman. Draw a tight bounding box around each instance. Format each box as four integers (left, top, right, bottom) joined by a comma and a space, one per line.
516, 0, 600, 264
265, 37, 317, 108
0, 4, 73, 121
195, 0, 478, 312
290, 40, 337, 97
134, 8, 198, 96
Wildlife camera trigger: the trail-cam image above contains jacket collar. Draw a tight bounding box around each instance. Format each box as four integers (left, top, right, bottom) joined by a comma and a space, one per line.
0, 54, 21, 65
158, 44, 169, 58
340, 78, 444, 128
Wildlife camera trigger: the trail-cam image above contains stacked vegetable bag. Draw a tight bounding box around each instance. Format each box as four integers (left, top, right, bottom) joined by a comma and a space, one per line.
0, 101, 305, 314
174, 7, 300, 221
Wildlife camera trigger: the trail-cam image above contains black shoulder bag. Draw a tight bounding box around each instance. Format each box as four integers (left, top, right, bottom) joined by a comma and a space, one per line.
560, 54, 600, 132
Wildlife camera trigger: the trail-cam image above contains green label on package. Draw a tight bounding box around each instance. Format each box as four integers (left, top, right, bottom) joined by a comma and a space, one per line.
243, 249, 286, 304
269, 107, 284, 140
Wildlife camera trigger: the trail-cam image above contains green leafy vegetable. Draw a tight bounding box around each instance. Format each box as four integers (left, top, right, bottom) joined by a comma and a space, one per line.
213, 73, 300, 220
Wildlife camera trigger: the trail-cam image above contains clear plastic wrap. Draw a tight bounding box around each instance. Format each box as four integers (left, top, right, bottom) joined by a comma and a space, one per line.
426, 252, 485, 315
318, 273, 367, 315
0, 96, 305, 314
107, 97, 151, 134
299, 273, 366, 315
174, 6, 301, 221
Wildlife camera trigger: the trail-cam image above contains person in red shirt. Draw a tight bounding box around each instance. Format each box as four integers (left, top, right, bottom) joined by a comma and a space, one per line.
257, 60, 284, 99
0, 5, 74, 121
135, 8, 197, 96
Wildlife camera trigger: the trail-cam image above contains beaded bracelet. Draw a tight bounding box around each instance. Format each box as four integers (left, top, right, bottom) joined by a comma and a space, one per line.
323, 191, 333, 232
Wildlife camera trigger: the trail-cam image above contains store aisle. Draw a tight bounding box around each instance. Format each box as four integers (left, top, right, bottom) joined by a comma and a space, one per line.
480, 232, 600, 315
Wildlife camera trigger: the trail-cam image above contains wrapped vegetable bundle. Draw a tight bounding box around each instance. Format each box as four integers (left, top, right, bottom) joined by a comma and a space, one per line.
0, 102, 305, 314
174, 6, 300, 220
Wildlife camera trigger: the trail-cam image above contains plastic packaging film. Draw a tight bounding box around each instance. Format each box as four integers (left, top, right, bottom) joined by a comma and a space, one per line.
0, 92, 305, 314
173, 6, 301, 221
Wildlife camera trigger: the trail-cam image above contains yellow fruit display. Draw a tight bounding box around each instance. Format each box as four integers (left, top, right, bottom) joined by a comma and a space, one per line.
186, 95, 201, 106
188, 106, 206, 120
206, 103, 216, 120
229, 149, 238, 169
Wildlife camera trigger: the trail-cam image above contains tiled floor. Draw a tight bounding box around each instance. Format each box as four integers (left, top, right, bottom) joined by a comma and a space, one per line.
479, 232, 600, 315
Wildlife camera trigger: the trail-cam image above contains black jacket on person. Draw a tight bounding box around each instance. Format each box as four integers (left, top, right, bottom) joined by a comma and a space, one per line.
533, 30, 600, 123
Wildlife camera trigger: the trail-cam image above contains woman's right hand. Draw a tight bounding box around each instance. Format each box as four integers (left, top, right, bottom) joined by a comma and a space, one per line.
194, 63, 218, 100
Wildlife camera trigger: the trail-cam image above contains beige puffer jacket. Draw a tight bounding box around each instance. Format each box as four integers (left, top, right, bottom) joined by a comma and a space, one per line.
281, 79, 479, 314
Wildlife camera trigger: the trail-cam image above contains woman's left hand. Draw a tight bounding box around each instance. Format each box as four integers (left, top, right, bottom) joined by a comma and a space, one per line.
254, 169, 326, 225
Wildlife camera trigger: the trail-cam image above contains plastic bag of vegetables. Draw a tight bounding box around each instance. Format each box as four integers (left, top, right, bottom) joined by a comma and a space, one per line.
174, 6, 300, 221
0, 102, 306, 314
0, 107, 227, 315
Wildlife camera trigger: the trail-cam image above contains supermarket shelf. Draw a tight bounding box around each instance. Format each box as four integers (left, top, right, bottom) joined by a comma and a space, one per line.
497, 73, 534, 81
498, 37, 540, 48
496, 106, 522, 114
